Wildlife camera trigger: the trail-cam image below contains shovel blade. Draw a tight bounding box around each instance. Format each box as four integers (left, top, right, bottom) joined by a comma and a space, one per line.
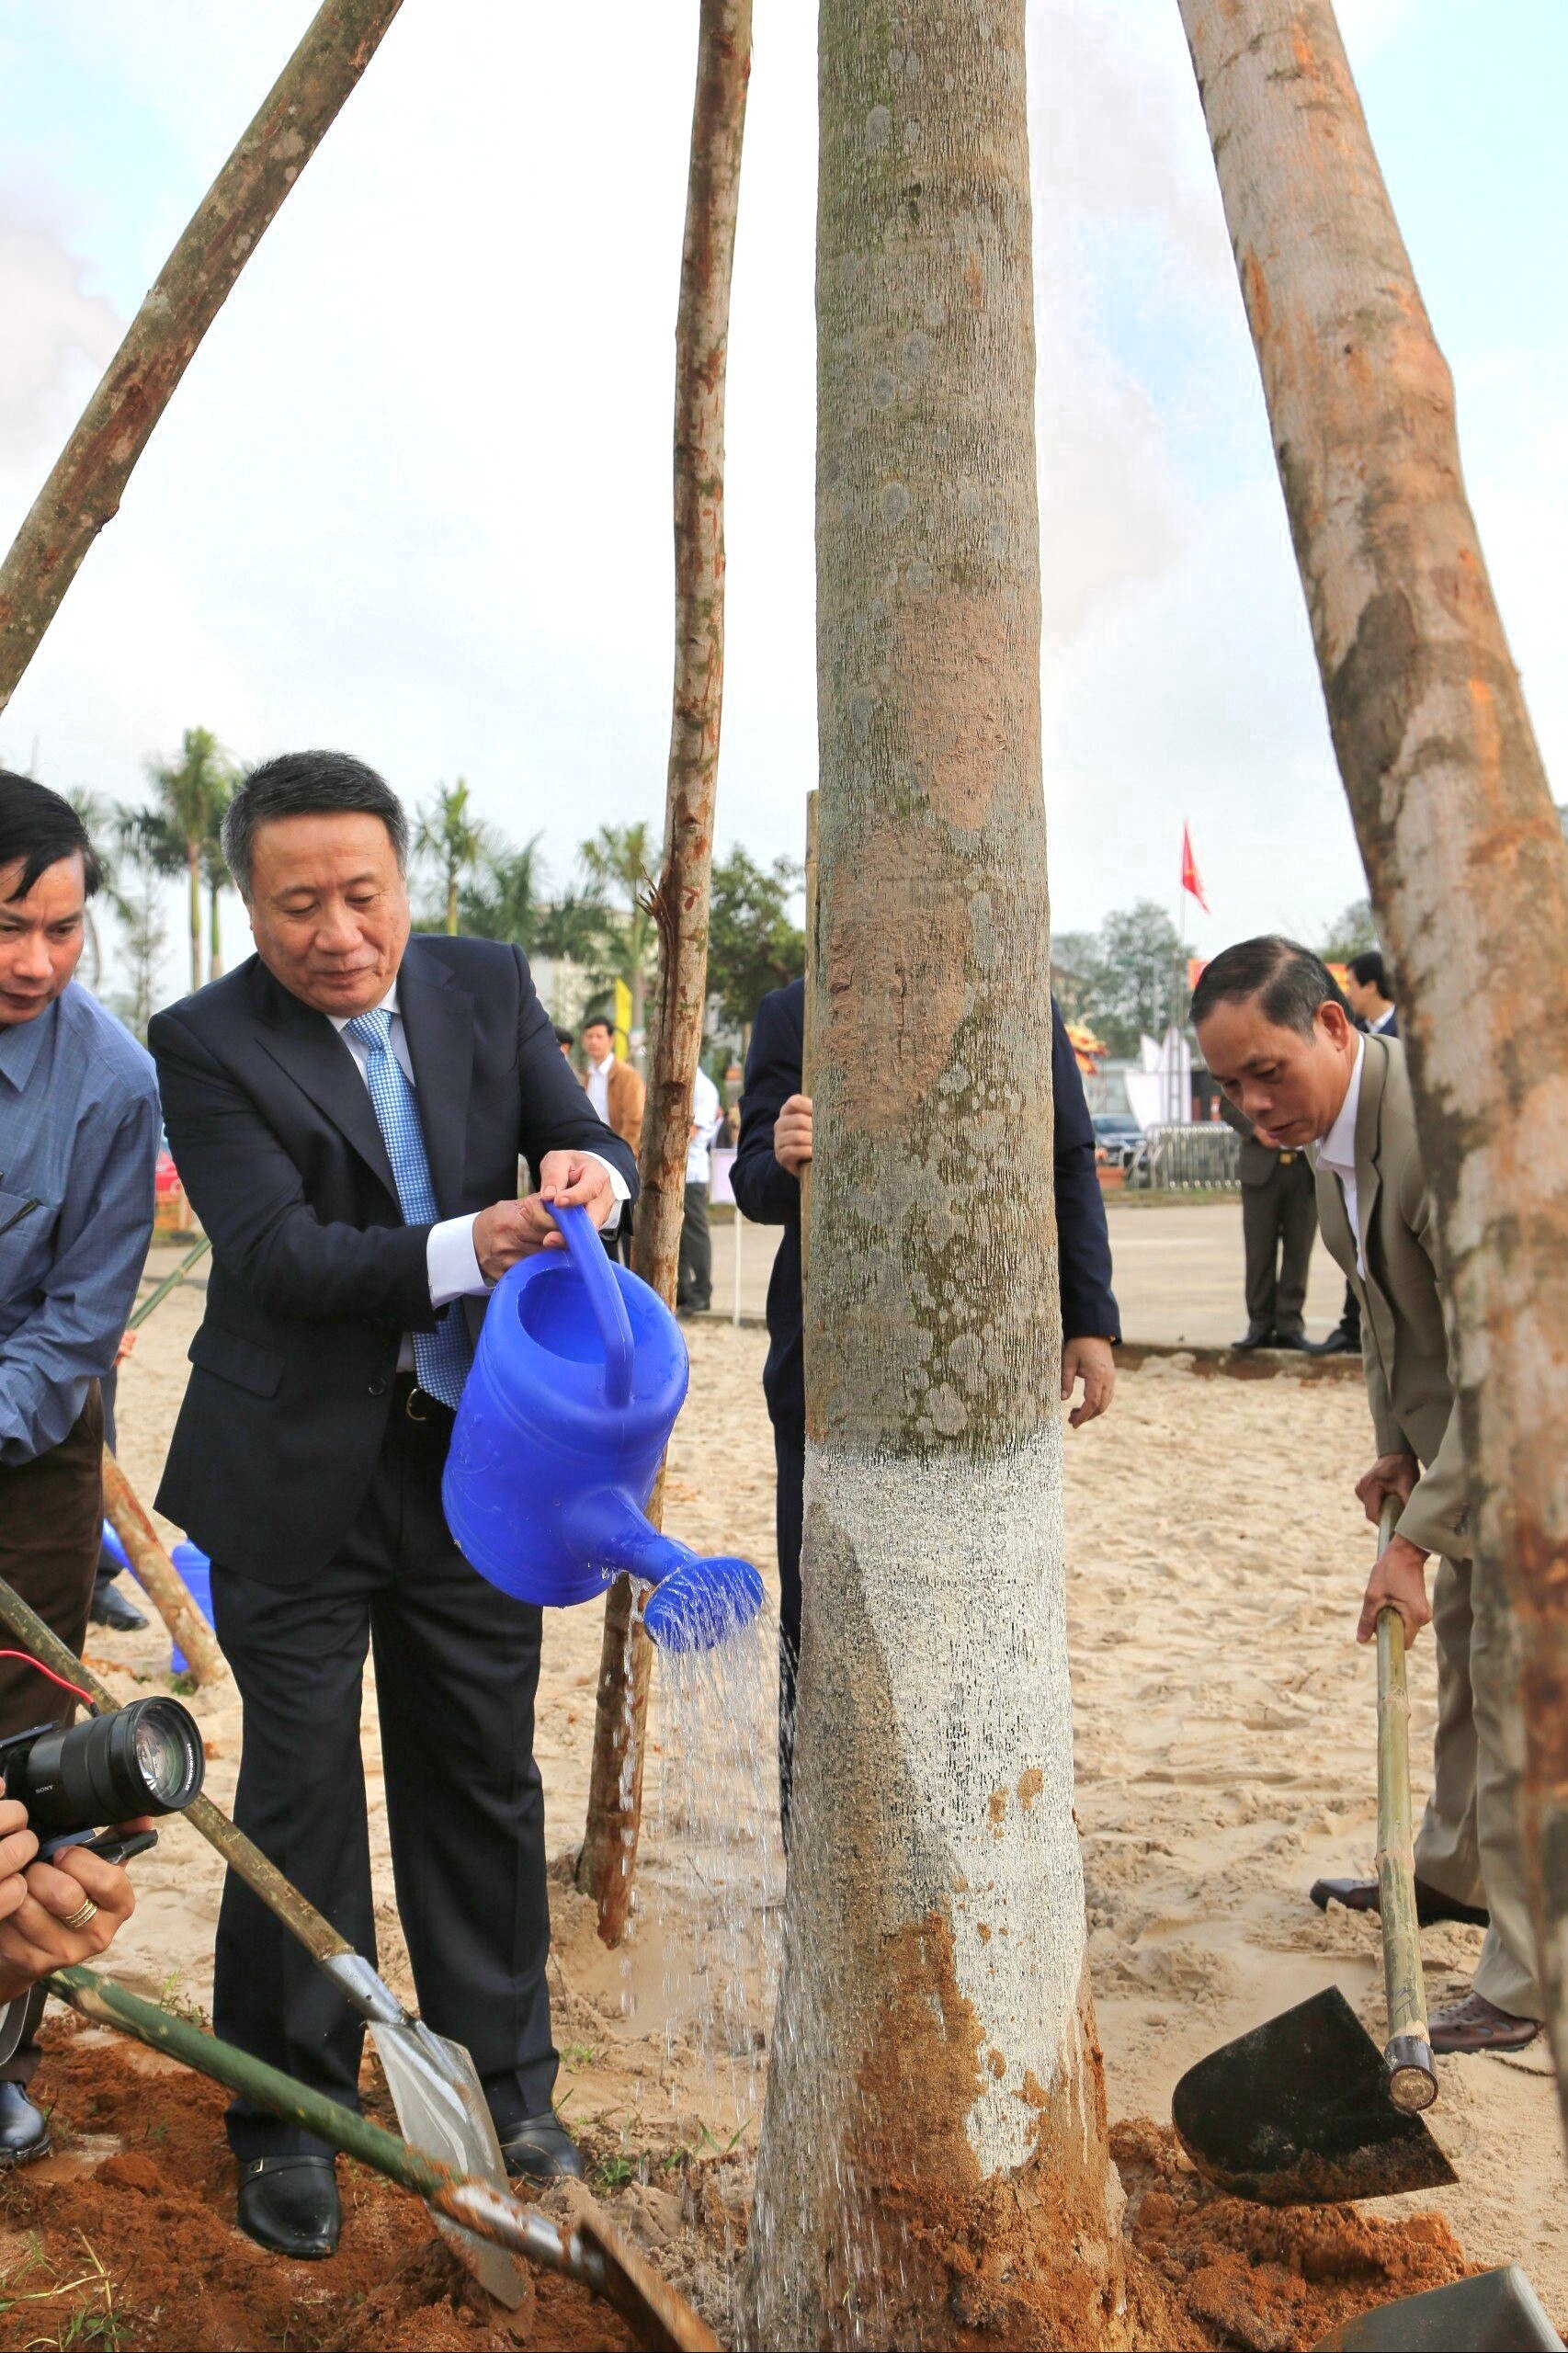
1171, 1985, 1458, 2205
371, 2019, 529, 2310
1312, 2264, 1564, 2351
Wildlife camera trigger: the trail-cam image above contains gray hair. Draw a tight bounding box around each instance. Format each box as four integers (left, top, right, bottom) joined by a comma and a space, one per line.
1190, 935, 1348, 1039
222, 751, 408, 901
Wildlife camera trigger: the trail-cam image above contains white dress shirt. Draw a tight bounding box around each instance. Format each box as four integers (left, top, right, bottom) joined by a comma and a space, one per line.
685, 1066, 722, 1188
1370, 1006, 1396, 1036
330, 984, 628, 1368
585, 1051, 613, 1122
1316, 1036, 1367, 1275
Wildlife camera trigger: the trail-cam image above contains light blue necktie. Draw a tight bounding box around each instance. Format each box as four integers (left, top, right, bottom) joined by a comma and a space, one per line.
346, 1006, 472, 1410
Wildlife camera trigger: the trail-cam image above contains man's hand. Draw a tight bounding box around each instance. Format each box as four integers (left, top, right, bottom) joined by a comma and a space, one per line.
1356, 1451, 1419, 1527
113, 1329, 138, 1368
1062, 1337, 1117, 1429
1357, 1533, 1432, 1647
774, 1095, 812, 1177
473, 1155, 621, 1279
0, 1801, 136, 2004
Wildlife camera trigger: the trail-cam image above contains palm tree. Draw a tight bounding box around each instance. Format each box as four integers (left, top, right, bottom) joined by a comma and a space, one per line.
64, 788, 112, 991
578, 821, 660, 1045
142, 728, 235, 991
201, 768, 235, 980
415, 780, 491, 935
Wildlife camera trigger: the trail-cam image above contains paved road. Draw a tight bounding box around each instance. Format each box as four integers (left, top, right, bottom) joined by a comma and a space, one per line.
707, 1196, 1349, 1349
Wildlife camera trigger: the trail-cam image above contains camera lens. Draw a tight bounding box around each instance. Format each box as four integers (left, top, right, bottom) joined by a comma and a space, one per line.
8, 1699, 205, 1837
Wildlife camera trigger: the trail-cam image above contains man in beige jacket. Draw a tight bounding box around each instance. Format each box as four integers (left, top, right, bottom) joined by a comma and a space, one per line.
580, 1016, 643, 1266
1194, 936, 1540, 2055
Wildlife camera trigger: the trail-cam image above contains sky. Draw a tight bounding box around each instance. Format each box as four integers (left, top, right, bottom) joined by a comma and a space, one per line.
0, 0, 1563, 999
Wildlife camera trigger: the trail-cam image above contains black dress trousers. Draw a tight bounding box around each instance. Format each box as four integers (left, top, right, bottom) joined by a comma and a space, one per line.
210, 1388, 555, 2160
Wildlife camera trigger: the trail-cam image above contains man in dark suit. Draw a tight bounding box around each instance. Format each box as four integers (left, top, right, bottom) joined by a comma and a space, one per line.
733, 982, 1120, 1821
1309, 949, 1397, 1355
150, 753, 637, 2259
1220, 1097, 1317, 1350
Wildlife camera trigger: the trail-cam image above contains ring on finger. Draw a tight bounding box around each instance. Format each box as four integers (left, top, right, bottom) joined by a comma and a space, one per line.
60, 1897, 98, 1932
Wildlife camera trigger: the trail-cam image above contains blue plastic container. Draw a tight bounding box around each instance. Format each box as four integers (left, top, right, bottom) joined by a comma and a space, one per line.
169, 1540, 215, 1676
442, 1200, 763, 1650
99, 1522, 131, 1575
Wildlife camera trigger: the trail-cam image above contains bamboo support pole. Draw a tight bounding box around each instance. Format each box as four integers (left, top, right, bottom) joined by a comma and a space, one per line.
577, 0, 754, 1946
1374, 1499, 1437, 2111
129, 1236, 210, 1331
99, 1450, 227, 1688
0, 0, 404, 714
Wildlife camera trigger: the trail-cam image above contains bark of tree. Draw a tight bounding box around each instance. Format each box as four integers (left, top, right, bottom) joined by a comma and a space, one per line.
186, 842, 202, 995
574, 0, 753, 1947
1178, 0, 1568, 2146
0, 0, 404, 716
747, 7, 1125, 2344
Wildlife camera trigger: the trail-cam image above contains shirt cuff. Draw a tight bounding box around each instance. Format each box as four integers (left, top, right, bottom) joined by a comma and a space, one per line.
585, 1151, 630, 1233
427, 1215, 489, 1307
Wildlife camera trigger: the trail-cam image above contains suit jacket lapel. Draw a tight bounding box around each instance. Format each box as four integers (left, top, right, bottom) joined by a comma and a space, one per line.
1355, 1036, 1389, 1268
1312, 1148, 1358, 1276
252, 965, 397, 1199
398, 940, 474, 1219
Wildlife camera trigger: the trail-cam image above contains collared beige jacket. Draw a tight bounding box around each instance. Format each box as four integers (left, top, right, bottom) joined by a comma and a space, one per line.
1312, 1035, 1470, 1562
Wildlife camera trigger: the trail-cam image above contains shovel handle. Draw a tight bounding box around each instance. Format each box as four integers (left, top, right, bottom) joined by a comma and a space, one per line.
1374, 1500, 1437, 2111
0, 1573, 381, 1994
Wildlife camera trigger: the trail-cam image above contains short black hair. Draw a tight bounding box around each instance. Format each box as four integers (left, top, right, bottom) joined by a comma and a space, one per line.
0, 771, 102, 902
552, 1025, 575, 1049
222, 751, 408, 900
1190, 936, 1346, 1040
1348, 948, 1391, 998
582, 1013, 613, 1037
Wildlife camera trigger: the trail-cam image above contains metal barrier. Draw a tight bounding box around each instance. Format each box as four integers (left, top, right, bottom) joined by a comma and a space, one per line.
1133, 1122, 1240, 1191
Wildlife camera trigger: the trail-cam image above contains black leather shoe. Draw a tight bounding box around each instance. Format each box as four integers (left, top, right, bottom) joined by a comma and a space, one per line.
0, 2083, 49, 2165
88, 1578, 149, 1632
236, 2154, 340, 2257
1305, 1323, 1359, 1356
1269, 1328, 1311, 1351
1232, 1328, 1272, 1352
499, 2112, 585, 2181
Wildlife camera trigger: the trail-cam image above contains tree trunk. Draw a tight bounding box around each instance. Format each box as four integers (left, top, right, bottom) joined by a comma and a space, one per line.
209, 876, 224, 981
1178, 0, 1568, 2149
447, 871, 460, 935
187, 842, 202, 994
575, 0, 753, 1947
747, 8, 1124, 2345
0, 0, 403, 716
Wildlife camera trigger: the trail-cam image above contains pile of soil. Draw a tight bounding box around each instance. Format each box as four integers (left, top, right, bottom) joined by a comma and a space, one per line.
0, 2018, 1506, 2353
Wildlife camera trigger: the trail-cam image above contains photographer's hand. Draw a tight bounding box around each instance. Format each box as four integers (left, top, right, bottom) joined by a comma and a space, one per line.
0, 1815, 138, 2002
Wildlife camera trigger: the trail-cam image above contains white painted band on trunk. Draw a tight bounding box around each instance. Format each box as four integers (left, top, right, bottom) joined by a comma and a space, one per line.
805, 1426, 1084, 2174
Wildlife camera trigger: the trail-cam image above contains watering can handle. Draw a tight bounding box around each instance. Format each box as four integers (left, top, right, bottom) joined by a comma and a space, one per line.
549, 1199, 636, 1410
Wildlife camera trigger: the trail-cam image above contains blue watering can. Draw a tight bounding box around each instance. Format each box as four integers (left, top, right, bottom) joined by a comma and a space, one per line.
442, 1200, 765, 1651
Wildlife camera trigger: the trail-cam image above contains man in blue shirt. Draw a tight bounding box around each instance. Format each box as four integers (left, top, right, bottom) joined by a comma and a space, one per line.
0, 773, 160, 2162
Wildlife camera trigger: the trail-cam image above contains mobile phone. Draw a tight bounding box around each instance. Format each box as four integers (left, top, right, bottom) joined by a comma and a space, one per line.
40, 1829, 159, 1867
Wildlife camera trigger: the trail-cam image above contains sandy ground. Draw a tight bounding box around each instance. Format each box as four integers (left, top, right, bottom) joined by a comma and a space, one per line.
79, 1235, 1568, 2328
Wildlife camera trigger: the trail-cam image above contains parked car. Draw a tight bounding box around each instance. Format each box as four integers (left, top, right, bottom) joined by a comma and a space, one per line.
1092, 1112, 1142, 1171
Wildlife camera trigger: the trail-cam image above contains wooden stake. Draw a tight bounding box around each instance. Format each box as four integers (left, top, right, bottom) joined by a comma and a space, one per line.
0, 0, 404, 713
800, 789, 819, 1290
576, 0, 754, 1946
101, 1449, 228, 1688
1179, 0, 1568, 2148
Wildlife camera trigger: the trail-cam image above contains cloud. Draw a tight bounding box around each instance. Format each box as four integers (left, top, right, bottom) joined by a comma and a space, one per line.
0, 203, 119, 457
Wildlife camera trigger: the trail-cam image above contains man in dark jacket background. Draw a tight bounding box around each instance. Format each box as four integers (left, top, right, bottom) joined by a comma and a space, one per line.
150, 754, 636, 2258
733, 979, 1119, 1819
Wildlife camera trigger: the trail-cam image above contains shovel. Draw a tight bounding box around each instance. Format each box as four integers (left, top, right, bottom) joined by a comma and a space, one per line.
0, 1574, 526, 2309
48, 1963, 720, 2352
1171, 1503, 1457, 2203
1311, 2264, 1563, 2351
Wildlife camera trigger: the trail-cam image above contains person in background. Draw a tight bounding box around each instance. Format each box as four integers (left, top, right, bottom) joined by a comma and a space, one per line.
150, 753, 637, 2258
88, 1329, 150, 1632
581, 1015, 644, 1265
1343, 949, 1398, 1038
1310, 950, 1397, 1357
1220, 1094, 1317, 1351
0, 774, 162, 2158
552, 1025, 575, 1059
676, 1064, 722, 1318
1195, 937, 1538, 2055
734, 981, 1119, 1826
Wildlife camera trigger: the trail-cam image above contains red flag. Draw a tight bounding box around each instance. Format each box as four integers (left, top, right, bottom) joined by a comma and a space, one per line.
1180, 823, 1210, 915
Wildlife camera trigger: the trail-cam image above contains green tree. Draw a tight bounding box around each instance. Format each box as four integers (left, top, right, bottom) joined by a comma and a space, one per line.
1054, 900, 1187, 1056
64, 787, 112, 992
142, 727, 237, 991
704, 846, 804, 1032
578, 820, 660, 1042
1321, 895, 1377, 961
106, 805, 171, 1040
415, 779, 491, 935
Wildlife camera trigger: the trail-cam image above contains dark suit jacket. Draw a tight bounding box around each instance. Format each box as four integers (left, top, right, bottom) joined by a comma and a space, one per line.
733, 981, 1120, 1434
149, 936, 638, 1582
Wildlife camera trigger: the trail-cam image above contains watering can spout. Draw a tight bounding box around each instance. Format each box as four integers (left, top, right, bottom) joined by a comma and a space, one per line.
568, 1491, 693, 1589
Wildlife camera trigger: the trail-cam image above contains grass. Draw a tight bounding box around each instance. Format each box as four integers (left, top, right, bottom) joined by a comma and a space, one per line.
0, 2232, 131, 2353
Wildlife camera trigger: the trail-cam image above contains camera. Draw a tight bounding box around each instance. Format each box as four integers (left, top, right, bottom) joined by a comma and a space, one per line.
0, 1698, 205, 1842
